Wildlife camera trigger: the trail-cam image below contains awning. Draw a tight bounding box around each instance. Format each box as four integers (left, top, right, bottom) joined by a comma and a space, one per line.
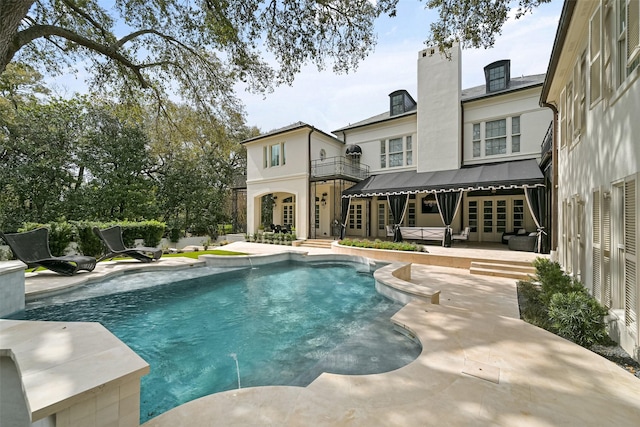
342, 159, 544, 198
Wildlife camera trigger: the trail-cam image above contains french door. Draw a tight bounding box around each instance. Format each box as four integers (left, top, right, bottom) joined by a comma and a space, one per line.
468, 197, 526, 242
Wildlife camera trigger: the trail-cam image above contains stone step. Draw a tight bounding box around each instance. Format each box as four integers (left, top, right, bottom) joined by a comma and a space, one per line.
470, 261, 536, 274
469, 266, 534, 281
299, 240, 334, 249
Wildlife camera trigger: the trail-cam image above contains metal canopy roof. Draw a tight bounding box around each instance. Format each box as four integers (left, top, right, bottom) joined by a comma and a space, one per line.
342, 159, 544, 198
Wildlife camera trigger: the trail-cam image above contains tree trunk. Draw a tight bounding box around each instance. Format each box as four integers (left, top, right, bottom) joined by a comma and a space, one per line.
0, 0, 35, 73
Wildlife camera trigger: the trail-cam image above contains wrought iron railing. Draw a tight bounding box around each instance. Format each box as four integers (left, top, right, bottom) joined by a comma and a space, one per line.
311, 156, 370, 181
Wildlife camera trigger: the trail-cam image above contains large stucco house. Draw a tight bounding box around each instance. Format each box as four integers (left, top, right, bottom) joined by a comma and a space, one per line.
243, 44, 554, 247
540, 0, 640, 360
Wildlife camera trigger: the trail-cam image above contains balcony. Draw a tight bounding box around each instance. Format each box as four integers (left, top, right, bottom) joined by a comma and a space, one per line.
311, 156, 370, 182
540, 121, 553, 166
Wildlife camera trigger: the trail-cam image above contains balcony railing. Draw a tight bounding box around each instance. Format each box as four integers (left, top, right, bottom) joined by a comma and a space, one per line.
311, 156, 370, 181
540, 121, 553, 164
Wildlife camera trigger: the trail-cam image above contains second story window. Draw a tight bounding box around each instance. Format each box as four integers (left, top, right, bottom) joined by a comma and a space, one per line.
264, 142, 286, 168
473, 123, 481, 157
485, 119, 507, 156
380, 135, 413, 169
512, 116, 521, 153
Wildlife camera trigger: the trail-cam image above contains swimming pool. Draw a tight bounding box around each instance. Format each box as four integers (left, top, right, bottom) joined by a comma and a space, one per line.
13, 260, 420, 423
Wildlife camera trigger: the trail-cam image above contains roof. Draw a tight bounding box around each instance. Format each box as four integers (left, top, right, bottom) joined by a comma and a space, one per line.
334, 73, 546, 133
333, 108, 417, 133
461, 74, 546, 102
241, 121, 344, 145
540, 0, 577, 106
342, 159, 544, 197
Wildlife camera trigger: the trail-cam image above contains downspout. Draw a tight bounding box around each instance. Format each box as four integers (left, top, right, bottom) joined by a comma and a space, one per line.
540, 102, 559, 252
308, 127, 315, 240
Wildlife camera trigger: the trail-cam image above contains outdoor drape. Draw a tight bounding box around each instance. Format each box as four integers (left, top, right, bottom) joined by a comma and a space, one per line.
339, 197, 351, 239
435, 191, 463, 247
524, 185, 547, 253
387, 194, 409, 242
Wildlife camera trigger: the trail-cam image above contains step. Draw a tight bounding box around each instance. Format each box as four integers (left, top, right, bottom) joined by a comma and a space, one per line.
471, 259, 535, 268
470, 261, 536, 274
469, 267, 534, 281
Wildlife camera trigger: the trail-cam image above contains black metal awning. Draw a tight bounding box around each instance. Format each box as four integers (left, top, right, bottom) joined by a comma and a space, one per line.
342, 159, 544, 198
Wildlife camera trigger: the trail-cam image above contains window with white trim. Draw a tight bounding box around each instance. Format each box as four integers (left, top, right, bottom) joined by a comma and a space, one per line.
380, 135, 413, 168
617, 0, 640, 87
408, 202, 416, 227
264, 142, 286, 168
472, 123, 481, 157
485, 119, 507, 156
512, 116, 521, 153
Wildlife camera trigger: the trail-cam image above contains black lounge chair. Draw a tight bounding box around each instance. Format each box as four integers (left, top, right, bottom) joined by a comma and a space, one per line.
93, 225, 162, 263
0, 228, 96, 276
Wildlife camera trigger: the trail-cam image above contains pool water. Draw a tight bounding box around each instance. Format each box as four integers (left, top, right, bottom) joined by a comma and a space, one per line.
15, 261, 421, 422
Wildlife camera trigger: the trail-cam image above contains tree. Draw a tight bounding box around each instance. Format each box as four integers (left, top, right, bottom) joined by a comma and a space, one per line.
425, 0, 551, 53
1, 0, 399, 115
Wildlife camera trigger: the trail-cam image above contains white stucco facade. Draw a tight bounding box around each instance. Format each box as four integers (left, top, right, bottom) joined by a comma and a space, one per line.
541, 0, 640, 360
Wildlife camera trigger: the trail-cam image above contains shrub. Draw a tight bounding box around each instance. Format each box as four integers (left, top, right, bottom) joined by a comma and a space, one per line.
338, 238, 422, 252
516, 280, 550, 330
548, 291, 608, 347
20, 221, 73, 256
71, 221, 106, 257
533, 258, 584, 304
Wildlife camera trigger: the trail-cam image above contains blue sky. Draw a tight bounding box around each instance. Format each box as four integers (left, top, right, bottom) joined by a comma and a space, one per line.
235, 0, 563, 133
46, 1, 563, 134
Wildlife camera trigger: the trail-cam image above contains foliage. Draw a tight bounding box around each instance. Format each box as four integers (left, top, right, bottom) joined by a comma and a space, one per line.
425, 0, 552, 54
338, 238, 423, 252
70, 221, 105, 258
533, 258, 584, 304
20, 221, 73, 256
518, 257, 609, 349
1, 0, 399, 119
548, 291, 609, 347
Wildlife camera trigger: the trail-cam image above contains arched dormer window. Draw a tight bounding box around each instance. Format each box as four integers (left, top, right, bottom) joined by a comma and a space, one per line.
484, 60, 510, 93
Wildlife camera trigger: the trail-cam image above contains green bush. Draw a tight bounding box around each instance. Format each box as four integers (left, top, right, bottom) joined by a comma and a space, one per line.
533, 258, 584, 304
548, 291, 608, 347
517, 280, 550, 330
20, 221, 73, 256
71, 221, 106, 257
338, 238, 423, 252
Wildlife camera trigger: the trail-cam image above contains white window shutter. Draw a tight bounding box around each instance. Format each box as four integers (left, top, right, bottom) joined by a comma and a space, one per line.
624, 178, 637, 330
593, 190, 602, 301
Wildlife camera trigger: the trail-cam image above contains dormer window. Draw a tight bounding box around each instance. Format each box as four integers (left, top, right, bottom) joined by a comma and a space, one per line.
484, 60, 510, 93
389, 90, 417, 116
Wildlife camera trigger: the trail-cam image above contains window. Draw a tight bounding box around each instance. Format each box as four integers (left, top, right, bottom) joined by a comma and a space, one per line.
377, 203, 385, 230
320, 149, 326, 161
513, 199, 524, 229
488, 66, 506, 91
315, 204, 320, 229
408, 202, 416, 227
391, 94, 404, 115
559, 88, 567, 148
388, 138, 403, 167
590, 6, 603, 105
264, 142, 286, 168
572, 52, 587, 140
485, 119, 507, 156
566, 82, 574, 140
511, 117, 521, 153
380, 136, 413, 168
473, 123, 481, 157
349, 204, 362, 230
468, 200, 478, 232
617, 0, 640, 87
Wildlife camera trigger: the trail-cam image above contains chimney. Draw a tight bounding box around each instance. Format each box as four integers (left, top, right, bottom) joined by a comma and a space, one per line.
416, 43, 462, 172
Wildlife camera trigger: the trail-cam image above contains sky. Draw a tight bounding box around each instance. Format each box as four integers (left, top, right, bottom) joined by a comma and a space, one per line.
235, 0, 564, 134
45, 0, 564, 135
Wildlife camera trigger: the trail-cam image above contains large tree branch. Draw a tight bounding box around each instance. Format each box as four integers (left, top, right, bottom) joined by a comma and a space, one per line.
12, 24, 150, 88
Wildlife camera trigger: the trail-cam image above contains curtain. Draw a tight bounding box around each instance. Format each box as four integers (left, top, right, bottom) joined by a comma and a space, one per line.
435, 190, 463, 247
339, 197, 351, 239
387, 194, 409, 242
524, 185, 547, 253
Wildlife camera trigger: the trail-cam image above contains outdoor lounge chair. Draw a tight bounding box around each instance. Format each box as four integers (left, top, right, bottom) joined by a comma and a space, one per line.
93, 225, 162, 263
452, 227, 470, 241
0, 228, 96, 276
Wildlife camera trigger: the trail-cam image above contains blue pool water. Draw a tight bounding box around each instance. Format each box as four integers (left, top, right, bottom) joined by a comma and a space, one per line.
14, 261, 420, 422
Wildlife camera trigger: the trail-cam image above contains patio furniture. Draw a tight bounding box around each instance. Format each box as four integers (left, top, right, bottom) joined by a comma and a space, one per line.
93, 226, 162, 263
508, 233, 537, 252
501, 228, 527, 244
0, 228, 96, 276
452, 227, 470, 241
